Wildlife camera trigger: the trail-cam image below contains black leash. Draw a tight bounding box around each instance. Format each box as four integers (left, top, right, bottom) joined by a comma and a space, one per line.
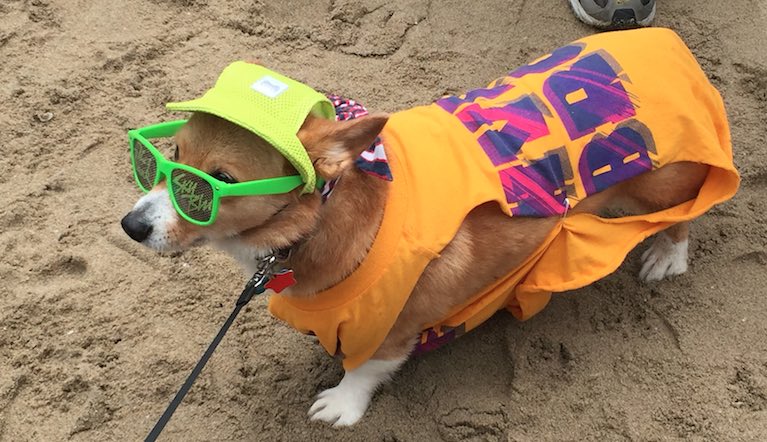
145, 253, 284, 442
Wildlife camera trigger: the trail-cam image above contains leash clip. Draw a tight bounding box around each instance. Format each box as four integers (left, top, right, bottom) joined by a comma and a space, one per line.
238, 254, 278, 306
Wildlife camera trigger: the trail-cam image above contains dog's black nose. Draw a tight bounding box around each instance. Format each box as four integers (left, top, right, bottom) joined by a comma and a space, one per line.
121, 212, 153, 243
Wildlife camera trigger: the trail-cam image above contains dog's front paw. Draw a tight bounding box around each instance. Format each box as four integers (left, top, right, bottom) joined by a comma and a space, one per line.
639, 233, 688, 282
309, 384, 370, 427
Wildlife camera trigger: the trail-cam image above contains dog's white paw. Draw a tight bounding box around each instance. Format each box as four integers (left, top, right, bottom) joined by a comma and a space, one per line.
309, 384, 370, 427
639, 233, 688, 282
308, 358, 405, 427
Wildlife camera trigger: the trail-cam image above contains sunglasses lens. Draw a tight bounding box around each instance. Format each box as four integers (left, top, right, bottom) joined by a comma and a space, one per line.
132, 140, 157, 191
171, 169, 215, 223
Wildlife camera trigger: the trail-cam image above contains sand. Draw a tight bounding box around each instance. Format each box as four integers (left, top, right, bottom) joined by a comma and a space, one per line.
1, 0, 766, 440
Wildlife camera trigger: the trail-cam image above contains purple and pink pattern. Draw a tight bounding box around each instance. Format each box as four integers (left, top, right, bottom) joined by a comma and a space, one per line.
473, 96, 550, 166
542, 51, 636, 141
579, 123, 654, 195
327, 94, 393, 181
499, 154, 568, 217
434, 44, 654, 219
411, 324, 465, 356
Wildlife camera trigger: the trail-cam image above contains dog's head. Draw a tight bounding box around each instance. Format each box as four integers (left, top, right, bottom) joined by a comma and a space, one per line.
121, 110, 388, 253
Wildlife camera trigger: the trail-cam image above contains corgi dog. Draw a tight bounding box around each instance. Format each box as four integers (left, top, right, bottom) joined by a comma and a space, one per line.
121, 28, 738, 427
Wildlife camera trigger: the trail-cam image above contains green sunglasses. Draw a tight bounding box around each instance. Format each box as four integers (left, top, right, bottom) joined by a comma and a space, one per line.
128, 120, 318, 226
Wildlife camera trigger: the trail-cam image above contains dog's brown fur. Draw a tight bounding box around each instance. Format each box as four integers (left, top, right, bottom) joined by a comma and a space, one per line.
167, 111, 708, 362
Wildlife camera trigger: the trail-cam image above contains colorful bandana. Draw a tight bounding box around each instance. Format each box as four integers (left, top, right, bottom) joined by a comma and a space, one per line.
321, 95, 393, 200
329, 95, 392, 180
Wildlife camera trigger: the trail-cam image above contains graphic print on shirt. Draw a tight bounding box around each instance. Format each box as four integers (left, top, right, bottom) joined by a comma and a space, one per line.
436, 47, 657, 218
498, 146, 575, 217
579, 119, 656, 195
543, 50, 637, 141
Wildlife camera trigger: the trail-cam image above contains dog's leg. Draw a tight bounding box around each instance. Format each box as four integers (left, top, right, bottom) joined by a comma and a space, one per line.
639, 222, 690, 282
588, 161, 707, 283
308, 357, 406, 427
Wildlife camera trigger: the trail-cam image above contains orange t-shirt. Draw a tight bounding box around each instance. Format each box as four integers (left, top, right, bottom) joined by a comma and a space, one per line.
269, 28, 740, 370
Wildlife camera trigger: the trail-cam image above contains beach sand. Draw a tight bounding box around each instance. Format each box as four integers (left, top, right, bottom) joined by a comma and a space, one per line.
1, 0, 766, 440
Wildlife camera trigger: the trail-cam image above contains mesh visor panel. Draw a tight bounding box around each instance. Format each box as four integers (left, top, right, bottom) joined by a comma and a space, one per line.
171, 169, 214, 222
132, 140, 158, 191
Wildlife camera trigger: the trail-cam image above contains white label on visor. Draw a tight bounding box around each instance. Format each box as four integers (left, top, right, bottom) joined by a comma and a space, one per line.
251, 76, 288, 98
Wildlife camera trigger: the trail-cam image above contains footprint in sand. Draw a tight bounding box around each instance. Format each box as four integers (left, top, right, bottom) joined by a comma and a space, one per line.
37, 255, 88, 278
437, 407, 507, 442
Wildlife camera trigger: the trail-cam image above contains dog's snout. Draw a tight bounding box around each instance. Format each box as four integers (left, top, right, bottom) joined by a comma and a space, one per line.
121, 211, 153, 243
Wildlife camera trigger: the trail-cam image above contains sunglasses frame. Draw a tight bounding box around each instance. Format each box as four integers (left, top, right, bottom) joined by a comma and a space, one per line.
128, 120, 311, 226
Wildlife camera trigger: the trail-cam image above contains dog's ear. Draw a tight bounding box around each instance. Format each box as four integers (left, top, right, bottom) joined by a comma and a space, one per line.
299, 113, 389, 180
